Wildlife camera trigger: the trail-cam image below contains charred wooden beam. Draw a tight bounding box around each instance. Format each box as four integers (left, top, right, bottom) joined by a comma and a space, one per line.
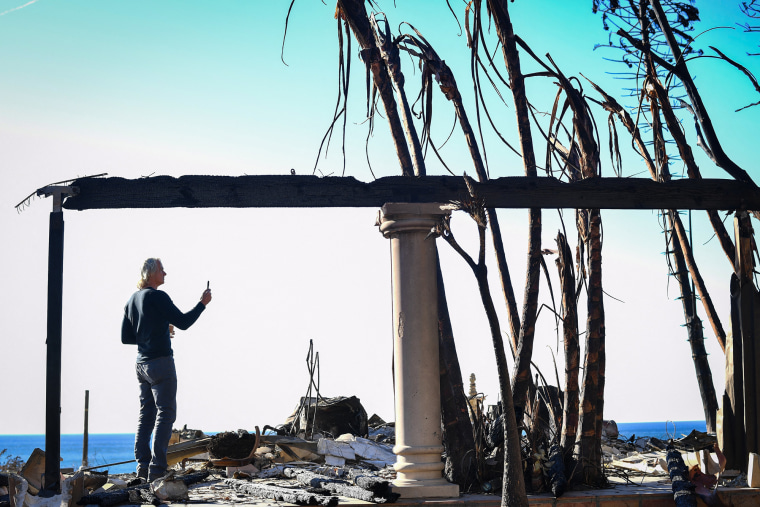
61, 175, 760, 211
224, 479, 338, 506
283, 469, 399, 503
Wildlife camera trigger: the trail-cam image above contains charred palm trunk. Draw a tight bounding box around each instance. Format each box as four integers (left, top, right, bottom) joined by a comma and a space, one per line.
590, 214, 606, 475
648, 76, 727, 351
643, 52, 720, 430
485, 0, 542, 432
596, 3, 725, 430
436, 251, 478, 490
666, 211, 719, 432
472, 247, 527, 506
573, 208, 605, 486
535, 54, 605, 486
556, 232, 580, 465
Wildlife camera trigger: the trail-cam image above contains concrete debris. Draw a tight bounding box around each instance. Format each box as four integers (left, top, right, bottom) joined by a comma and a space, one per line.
19, 449, 45, 495
75, 470, 209, 506
150, 473, 189, 502
0, 473, 28, 507
334, 434, 397, 468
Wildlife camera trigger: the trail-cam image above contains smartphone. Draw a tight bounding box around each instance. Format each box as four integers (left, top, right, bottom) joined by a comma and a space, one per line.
207, 281, 210, 290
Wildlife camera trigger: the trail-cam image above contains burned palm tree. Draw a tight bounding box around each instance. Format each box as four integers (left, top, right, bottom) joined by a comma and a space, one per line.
296, 0, 756, 496
590, 0, 760, 432
437, 178, 528, 506
396, 0, 610, 489
479, 0, 544, 431
331, 0, 480, 492
556, 231, 580, 470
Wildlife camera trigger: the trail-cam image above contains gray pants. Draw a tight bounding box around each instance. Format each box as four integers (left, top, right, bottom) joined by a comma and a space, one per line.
134, 356, 177, 480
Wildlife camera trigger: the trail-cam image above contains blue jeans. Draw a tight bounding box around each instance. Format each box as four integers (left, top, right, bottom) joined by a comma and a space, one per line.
134, 356, 177, 480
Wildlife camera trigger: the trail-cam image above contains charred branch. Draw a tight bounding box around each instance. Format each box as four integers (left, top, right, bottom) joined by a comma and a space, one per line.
337, 0, 414, 176
647, 0, 757, 186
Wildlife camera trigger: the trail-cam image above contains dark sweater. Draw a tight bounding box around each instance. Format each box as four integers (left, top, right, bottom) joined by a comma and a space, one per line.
122, 288, 205, 362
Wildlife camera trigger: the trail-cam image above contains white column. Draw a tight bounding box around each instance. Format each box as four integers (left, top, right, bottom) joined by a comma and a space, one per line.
378, 203, 459, 499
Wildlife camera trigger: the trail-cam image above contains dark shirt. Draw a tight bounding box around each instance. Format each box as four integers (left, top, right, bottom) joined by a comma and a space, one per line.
122, 288, 205, 363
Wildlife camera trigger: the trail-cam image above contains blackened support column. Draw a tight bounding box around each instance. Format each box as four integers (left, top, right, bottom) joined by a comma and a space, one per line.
39, 186, 76, 493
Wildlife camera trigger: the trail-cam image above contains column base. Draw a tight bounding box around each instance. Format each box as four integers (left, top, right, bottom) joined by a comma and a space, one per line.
392, 478, 460, 499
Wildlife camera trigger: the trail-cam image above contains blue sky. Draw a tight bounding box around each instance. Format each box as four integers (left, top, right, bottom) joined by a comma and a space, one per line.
0, 1, 757, 436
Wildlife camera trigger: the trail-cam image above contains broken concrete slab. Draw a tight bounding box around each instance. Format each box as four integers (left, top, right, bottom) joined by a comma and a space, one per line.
335, 435, 396, 467
317, 439, 356, 460
19, 449, 45, 493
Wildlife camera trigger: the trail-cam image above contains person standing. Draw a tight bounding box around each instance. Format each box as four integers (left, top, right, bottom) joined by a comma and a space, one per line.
121, 258, 212, 481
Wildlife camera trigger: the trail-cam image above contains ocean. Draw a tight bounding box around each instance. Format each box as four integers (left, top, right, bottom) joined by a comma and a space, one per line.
1, 420, 708, 475
0, 434, 138, 474
614, 420, 708, 440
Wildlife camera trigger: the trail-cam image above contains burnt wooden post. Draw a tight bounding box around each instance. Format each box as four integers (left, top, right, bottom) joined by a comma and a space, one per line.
377, 203, 458, 498
39, 186, 76, 493
737, 212, 759, 466
724, 273, 746, 470
82, 390, 90, 468
723, 211, 759, 471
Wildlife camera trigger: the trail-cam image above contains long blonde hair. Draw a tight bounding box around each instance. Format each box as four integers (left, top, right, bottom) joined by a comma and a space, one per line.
137, 258, 162, 289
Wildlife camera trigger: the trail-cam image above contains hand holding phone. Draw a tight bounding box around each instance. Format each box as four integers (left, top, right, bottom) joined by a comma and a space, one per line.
201, 281, 212, 306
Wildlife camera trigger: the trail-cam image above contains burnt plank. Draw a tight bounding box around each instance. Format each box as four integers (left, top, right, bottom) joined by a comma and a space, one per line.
61, 175, 760, 211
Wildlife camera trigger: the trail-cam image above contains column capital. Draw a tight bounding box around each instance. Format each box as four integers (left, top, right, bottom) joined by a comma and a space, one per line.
377, 203, 450, 237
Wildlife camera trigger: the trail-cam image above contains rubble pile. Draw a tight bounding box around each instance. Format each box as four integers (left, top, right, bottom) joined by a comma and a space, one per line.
604, 430, 709, 475
600, 427, 745, 497
0, 397, 400, 507
4, 394, 757, 507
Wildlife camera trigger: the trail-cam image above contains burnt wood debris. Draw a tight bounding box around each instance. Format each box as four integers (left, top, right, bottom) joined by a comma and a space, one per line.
18, 0, 760, 506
